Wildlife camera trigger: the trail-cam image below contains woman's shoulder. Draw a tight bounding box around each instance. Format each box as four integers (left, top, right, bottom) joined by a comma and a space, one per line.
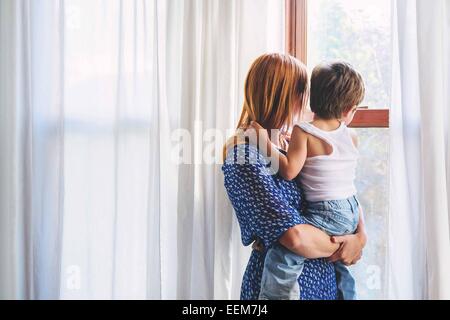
222, 135, 269, 168
222, 136, 302, 200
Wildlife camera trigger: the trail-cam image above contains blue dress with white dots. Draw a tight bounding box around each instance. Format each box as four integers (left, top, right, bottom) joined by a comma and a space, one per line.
222, 143, 337, 300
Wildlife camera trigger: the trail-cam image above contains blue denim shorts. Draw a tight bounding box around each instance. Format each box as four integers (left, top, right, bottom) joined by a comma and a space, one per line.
302, 195, 360, 236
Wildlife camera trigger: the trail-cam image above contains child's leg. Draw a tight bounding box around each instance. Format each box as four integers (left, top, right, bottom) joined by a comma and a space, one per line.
259, 243, 306, 300
304, 196, 360, 300
335, 262, 357, 300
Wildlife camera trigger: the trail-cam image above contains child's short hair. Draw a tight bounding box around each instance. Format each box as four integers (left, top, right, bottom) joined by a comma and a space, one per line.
310, 62, 365, 120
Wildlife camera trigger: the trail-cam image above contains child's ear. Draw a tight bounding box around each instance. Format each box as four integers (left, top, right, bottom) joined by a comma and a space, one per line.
344, 105, 357, 116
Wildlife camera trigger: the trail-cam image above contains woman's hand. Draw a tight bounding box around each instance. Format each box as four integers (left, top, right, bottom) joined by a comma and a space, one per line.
327, 232, 367, 266
328, 205, 367, 266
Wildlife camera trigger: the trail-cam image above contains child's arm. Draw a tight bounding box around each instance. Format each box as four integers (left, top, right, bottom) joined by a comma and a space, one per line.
249, 122, 308, 181
278, 126, 308, 180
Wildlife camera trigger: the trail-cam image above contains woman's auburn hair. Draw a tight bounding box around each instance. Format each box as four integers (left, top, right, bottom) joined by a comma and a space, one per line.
223, 53, 309, 161
237, 53, 309, 132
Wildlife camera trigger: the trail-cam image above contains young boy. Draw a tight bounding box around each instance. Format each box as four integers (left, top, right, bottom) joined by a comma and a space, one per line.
254, 61, 366, 300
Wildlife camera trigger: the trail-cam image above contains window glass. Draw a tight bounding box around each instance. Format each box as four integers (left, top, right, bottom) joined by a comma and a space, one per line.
308, 0, 392, 108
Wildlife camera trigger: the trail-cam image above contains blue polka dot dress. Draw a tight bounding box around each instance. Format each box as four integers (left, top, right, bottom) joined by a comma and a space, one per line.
222, 143, 338, 300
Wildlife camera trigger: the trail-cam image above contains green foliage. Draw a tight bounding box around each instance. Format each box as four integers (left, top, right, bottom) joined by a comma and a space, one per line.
309, 0, 391, 108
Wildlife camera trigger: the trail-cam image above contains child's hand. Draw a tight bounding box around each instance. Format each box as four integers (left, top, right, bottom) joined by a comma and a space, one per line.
244, 121, 269, 147
250, 121, 269, 142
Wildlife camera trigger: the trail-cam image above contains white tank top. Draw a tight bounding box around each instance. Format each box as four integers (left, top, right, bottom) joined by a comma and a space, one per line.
296, 121, 359, 202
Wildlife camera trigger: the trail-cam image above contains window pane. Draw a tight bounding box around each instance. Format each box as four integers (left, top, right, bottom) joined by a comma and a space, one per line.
353, 128, 389, 299
308, 2, 391, 298
308, 0, 392, 108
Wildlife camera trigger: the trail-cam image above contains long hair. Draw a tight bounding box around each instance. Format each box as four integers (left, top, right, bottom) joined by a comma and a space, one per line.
223, 53, 309, 161
236, 53, 309, 132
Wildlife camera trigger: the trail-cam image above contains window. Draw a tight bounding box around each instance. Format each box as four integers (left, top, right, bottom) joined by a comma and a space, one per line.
286, 0, 389, 128
61, 1, 155, 297
308, 0, 392, 109
286, 0, 390, 299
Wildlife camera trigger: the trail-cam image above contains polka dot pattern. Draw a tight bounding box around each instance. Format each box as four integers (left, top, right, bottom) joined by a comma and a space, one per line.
222, 143, 337, 300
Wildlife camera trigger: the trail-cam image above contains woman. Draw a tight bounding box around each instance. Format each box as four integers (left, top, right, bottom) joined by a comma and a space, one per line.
222, 53, 367, 299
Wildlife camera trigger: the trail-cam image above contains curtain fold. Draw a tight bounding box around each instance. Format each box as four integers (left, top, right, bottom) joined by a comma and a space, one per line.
4, 0, 450, 301
0, 0, 66, 299
0, 0, 22, 299
175, 0, 284, 299
389, 0, 450, 299
0, 0, 284, 299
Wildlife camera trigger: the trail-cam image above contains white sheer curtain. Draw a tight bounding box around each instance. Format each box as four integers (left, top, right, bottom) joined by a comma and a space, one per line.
0, 0, 66, 299
0, 0, 284, 299
389, 0, 450, 299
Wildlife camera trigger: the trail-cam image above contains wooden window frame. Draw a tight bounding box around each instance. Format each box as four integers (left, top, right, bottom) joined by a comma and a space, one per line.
285, 0, 389, 128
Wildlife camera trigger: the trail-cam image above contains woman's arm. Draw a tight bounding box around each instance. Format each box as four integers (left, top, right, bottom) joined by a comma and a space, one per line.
223, 143, 334, 256
280, 224, 340, 259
